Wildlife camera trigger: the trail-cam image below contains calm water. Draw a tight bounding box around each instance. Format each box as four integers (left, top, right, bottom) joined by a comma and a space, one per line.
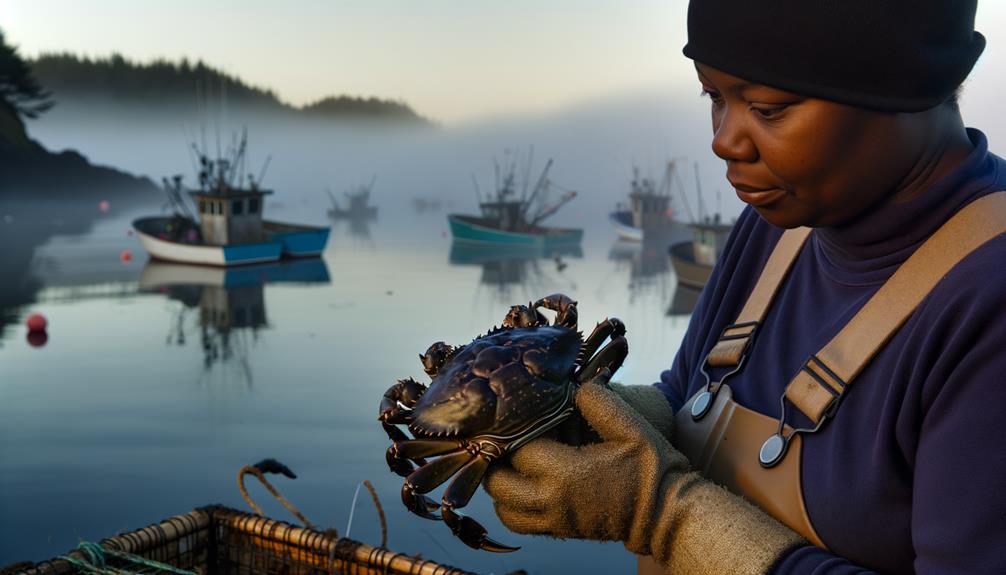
0, 187, 701, 573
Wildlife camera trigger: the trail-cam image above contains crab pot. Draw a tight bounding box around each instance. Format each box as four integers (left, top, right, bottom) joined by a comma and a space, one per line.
7, 506, 479, 575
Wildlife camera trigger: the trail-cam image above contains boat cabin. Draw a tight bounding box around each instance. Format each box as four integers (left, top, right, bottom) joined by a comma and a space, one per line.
628, 190, 671, 229
691, 216, 733, 266
479, 201, 526, 232
191, 189, 273, 245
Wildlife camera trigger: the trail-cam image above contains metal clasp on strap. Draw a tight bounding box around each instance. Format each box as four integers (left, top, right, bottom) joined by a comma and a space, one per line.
759, 355, 847, 468
692, 321, 760, 421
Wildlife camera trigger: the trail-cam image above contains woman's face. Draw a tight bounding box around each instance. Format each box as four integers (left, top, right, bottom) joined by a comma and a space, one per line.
696, 63, 928, 228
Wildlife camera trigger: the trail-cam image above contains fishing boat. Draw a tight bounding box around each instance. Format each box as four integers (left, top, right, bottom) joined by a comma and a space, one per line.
327, 176, 378, 220
133, 134, 329, 267
668, 216, 734, 289
449, 153, 582, 246
609, 161, 690, 242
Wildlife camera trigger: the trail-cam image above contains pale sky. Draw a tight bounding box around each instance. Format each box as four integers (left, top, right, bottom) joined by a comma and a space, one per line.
1, 1, 1004, 124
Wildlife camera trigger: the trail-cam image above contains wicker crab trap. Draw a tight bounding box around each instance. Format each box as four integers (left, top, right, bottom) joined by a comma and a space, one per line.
4, 461, 481, 575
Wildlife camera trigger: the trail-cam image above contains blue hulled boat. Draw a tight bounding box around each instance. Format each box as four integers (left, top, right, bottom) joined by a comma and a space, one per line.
133, 134, 329, 266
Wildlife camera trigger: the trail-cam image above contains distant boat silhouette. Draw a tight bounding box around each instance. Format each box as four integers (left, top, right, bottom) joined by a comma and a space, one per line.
609, 161, 690, 243
449, 151, 582, 246
327, 176, 378, 220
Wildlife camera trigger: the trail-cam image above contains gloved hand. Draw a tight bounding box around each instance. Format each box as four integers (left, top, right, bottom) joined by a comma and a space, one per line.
484, 372, 803, 575
609, 383, 674, 441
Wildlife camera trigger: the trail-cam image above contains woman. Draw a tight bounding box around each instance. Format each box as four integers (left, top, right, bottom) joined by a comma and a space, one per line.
484, 1, 1005, 573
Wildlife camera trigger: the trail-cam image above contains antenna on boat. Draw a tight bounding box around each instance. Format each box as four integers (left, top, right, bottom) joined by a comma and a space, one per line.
528, 184, 576, 228
521, 158, 553, 222
256, 155, 273, 189
668, 159, 695, 223
493, 158, 501, 200
694, 162, 705, 222
520, 146, 534, 204
471, 173, 483, 204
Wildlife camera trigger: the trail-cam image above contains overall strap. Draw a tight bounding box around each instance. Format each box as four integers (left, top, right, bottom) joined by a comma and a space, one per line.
691, 226, 812, 422
706, 227, 812, 371
786, 191, 1006, 425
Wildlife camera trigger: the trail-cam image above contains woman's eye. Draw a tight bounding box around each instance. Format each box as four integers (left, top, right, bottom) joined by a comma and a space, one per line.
750, 105, 788, 119
700, 89, 723, 103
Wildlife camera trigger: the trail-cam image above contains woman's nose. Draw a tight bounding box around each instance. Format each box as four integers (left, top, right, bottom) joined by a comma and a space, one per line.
711, 107, 758, 163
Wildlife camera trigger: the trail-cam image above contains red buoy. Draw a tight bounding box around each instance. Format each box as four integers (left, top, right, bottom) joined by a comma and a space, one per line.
99, 200, 110, 212
27, 330, 48, 348
26, 313, 47, 332
120, 249, 133, 262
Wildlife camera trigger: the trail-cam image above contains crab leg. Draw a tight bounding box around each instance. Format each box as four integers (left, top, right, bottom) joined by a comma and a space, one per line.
441, 455, 519, 553
577, 317, 626, 366
401, 449, 474, 521
401, 485, 443, 520
395, 438, 465, 460
406, 450, 474, 493
383, 422, 426, 477
575, 336, 628, 383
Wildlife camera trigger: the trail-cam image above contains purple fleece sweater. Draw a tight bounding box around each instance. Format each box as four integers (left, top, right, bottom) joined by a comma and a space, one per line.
656, 129, 1006, 574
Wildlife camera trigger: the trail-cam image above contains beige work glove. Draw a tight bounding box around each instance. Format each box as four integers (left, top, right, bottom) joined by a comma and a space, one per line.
484, 371, 804, 575
609, 383, 675, 441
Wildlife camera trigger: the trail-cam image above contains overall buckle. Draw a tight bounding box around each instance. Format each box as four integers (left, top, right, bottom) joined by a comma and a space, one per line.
692, 321, 760, 420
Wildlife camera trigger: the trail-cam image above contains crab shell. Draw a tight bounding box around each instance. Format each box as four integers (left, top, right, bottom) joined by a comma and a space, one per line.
408, 325, 582, 440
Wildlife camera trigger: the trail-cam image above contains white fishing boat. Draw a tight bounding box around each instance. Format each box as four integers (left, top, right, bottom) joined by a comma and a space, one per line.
133, 133, 329, 267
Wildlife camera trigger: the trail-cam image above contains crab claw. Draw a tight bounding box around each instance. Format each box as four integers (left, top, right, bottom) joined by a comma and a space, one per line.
503, 304, 547, 328
443, 506, 519, 553
534, 293, 578, 329
421, 342, 456, 377
380, 378, 427, 423
402, 484, 442, 520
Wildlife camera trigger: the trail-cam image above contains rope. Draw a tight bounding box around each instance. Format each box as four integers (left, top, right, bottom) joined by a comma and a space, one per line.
237, 463, 316, 530
362, 480, 388, 548
57, 542, 197, 575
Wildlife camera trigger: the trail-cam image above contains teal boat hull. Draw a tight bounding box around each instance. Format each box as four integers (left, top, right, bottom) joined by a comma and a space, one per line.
448, 214, 582, 246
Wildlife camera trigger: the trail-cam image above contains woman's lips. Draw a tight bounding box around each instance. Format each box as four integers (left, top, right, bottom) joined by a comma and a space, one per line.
734, 186, 788, 207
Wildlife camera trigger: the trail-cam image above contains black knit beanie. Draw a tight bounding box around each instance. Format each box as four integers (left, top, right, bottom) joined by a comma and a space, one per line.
683, 0, 986, 112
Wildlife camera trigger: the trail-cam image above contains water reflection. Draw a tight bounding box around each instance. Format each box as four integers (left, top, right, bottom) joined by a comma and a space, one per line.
329, 214, 376, 246
0, 193, 155, 341
138, 258, 330, 386
607, 239, 671, 304
667, 284, 702, 317
448, 241, 582, 304
606, 237, 702, 319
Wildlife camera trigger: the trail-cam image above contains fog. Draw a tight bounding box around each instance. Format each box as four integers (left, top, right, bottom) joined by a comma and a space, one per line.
23, 85, 738, 236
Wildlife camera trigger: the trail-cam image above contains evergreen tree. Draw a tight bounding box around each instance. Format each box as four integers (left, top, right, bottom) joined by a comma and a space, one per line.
0, 29, 53, 119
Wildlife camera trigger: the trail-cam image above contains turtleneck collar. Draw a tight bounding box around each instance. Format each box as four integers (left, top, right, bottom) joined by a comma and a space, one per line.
812, 128, 1000, 286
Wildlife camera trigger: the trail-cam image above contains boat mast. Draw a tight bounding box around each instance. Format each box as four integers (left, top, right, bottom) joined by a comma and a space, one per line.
520, 158, 553, 222
694, 162, 705, 222
471, 173, 484, 204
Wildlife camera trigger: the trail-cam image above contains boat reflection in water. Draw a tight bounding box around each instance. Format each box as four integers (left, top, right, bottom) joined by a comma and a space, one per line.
449, 241, 582, 303
607, 239, 672, 304
606, 238, 704, 318
138, 258, 330, 386
666, 284, 703, 317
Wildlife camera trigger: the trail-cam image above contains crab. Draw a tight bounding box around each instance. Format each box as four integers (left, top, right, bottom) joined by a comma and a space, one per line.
378, 293, 628, 552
